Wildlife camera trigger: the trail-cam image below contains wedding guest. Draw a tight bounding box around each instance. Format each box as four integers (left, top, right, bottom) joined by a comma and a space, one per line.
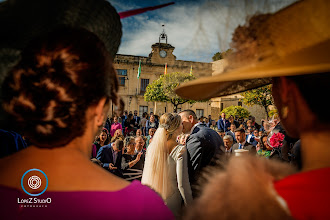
110, 116, 122, 137
210, 120, 217, 131
133, 110, 141, 129
232, 128, 256, 154
124, 114, 135, 136
92, 128, 110, 158
217, 112, 230, 132
140, 112, 148, 136
146, 114, 159, 133
0, 25, 172, 219
136, 129, 143, 137
146, 128, 156, 148
97, 140, 124, 177
110, 129, 124, 143
121, 137, 143, 181
223, 135, 234, 161
246, 129, 258, 146
217, 129, 225, 139
257, 134, 281, 160
251, 116, 261, 131
228, 115, 239, 128
226, 123, 237, 142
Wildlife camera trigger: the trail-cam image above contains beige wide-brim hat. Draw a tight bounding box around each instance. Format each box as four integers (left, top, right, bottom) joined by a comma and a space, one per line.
176, 0, 330, 100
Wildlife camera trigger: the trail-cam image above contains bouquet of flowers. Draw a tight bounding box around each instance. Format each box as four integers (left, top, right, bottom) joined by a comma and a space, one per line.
269, 132, 285, 148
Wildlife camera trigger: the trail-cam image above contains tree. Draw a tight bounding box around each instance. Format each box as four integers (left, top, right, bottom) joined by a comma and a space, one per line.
221, 106, 250, 119
241, 85, 273, 118
212, 49, 233, 61
144, 72, 197, 112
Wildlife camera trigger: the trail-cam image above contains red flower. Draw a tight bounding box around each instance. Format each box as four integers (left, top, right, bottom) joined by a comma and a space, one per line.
269, 132, 285, 148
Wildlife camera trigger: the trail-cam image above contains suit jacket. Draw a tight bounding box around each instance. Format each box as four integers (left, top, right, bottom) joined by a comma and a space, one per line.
96, 144, 123, 177
232, 141, 256, 154
186, 124, 224, 190
133, 116, 141, 128
217, 119, 230, 131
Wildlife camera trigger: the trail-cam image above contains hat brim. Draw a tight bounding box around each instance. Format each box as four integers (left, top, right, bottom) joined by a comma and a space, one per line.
175, 39, 330, 100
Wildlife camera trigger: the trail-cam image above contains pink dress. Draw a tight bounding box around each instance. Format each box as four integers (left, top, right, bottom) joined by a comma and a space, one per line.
0, 180, 174, 220
110, 122, 122, 137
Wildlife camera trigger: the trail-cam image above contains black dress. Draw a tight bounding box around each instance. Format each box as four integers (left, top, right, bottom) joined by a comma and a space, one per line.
121, 152, 145, 181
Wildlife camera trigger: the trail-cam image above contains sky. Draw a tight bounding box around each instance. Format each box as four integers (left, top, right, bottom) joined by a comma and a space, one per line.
109, 0, 296, 62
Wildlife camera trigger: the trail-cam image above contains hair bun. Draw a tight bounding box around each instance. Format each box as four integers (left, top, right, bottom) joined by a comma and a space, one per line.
2, 28, 117, 148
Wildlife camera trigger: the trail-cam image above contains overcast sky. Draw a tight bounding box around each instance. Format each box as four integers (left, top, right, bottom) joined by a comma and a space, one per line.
110, 0, 296, 62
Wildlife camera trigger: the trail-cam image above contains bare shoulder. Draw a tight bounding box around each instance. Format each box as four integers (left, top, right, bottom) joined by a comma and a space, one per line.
0, 149, 129, 192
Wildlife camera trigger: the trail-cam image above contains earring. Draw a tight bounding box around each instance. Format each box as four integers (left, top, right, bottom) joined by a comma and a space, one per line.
281, 106, 289, 119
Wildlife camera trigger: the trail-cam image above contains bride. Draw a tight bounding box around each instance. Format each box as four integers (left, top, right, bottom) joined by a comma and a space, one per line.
142, 113, 193, 217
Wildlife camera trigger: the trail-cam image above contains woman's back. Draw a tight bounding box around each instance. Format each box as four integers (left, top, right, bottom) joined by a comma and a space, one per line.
0, 146, 173, 219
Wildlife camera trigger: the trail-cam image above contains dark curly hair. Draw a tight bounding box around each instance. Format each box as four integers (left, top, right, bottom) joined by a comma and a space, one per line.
1, 27, 119, 148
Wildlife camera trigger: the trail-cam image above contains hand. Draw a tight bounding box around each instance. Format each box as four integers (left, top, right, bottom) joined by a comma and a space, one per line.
136, 152, 143, 161
109, 163, 117, 170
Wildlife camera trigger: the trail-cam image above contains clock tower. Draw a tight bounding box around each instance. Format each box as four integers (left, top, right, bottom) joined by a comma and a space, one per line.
149, 25, 176, 64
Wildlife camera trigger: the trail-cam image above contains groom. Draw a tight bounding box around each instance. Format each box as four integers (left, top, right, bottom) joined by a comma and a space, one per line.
179, 110, 224, 197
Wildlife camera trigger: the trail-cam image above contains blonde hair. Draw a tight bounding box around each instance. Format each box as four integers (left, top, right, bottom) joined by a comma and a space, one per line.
142, 113, 181, 200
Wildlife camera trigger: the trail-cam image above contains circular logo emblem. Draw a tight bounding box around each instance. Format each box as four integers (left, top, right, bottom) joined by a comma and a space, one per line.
28, 175, 42, 190
21, 169, 48, 196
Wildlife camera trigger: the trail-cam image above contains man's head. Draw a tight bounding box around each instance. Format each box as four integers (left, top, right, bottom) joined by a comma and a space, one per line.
136, 129, 142, 136
221, 112, 226, 119
179, 109, 198, 134
217, 129, 225, 138
113, 116, 118, 123
134, 110, 138, 116
149, 128, 156, 137
223, 135, 234, 149
135, 136, 145, 151
112, 139, 124, 152
235, 128, 246, 144
230, 123, 236, 131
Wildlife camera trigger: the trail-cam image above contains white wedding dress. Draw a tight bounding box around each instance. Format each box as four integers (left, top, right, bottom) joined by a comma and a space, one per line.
165, 144, 193, 217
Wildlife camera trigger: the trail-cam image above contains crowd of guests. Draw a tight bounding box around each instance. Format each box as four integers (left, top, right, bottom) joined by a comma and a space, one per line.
91, 108, 299, 217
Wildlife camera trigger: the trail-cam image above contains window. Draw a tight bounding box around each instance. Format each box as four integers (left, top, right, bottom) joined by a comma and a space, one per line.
140, 78, 149, 94
220, 103, 224, 111
176, 108, 182, 113
118, 77, 125, 86
139, 106, 148, 117
117, 69, 127, 76
196, 109, 204, 119
238, 101, 242, 106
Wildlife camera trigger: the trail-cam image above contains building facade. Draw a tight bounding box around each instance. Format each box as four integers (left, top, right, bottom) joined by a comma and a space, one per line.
211, 59, 268, 123
112, 31, 212, 118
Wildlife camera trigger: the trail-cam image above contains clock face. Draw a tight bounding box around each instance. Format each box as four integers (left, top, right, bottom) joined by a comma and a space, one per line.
159, 50, 167, 58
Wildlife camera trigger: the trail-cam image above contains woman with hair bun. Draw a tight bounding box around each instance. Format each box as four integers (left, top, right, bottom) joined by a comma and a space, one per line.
142, 113, 193, 217
0, 28, 173, 220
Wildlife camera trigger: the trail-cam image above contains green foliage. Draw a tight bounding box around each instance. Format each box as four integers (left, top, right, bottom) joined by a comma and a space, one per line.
144, 72, 198, 112
268, 109, 278, 118
241, 85, 273, 117
212, 49, 233, 61
221, 106, 250, 119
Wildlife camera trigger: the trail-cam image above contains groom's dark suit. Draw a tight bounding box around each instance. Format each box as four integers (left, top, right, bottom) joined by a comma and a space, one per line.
186, 123, 224, 196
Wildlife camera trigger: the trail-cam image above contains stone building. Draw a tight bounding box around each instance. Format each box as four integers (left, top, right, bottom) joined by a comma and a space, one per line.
211, 59, 268, 124
112, 29, 212, 118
